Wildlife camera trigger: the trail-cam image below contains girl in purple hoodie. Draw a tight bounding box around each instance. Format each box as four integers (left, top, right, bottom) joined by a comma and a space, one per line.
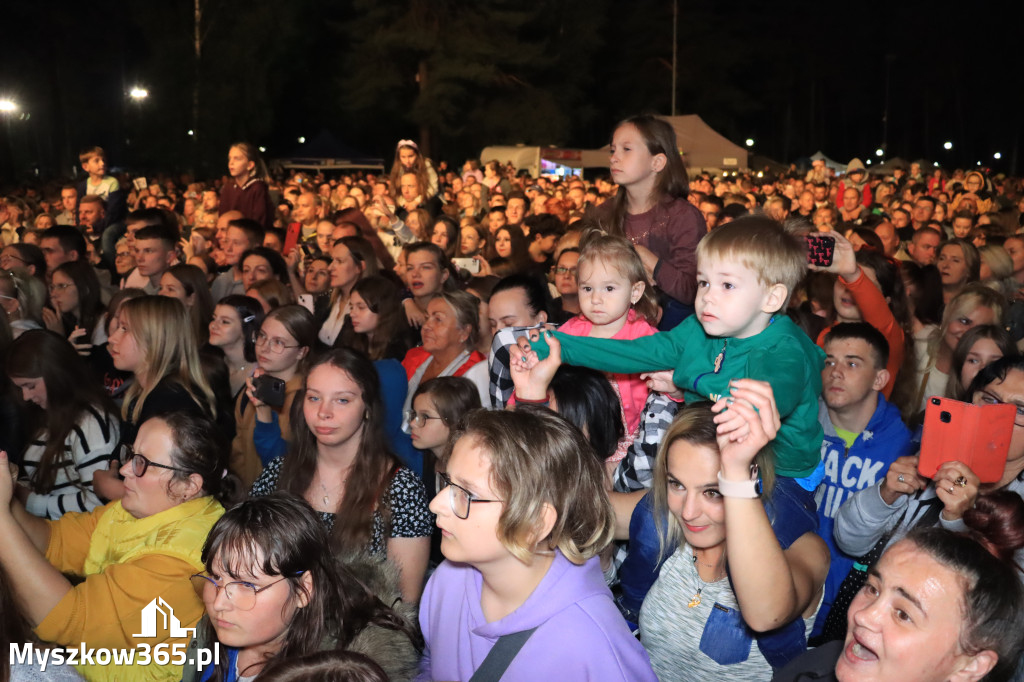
417, 408, 657, 681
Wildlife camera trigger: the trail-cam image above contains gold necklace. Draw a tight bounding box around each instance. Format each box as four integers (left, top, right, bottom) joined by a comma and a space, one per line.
687, 553, 726, 608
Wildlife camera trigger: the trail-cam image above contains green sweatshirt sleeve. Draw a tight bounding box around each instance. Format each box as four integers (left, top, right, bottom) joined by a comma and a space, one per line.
530, 317, 699, 374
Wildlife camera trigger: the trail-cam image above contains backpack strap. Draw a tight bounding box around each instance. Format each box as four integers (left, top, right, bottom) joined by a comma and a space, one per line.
468, 627, 539, 682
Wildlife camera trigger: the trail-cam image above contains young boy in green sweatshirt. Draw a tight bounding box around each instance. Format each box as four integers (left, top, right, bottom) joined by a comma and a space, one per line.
524, 216, 825, 491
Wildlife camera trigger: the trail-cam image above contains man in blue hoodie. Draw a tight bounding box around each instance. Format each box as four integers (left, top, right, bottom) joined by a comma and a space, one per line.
812, 322, 914, 638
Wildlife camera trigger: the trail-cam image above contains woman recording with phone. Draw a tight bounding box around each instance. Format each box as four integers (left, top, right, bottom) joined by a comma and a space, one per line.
832, 354, 1024, 640
230, 305, 316, 487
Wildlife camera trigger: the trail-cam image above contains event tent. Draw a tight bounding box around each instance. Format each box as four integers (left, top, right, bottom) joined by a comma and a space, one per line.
483, 114, 749, 178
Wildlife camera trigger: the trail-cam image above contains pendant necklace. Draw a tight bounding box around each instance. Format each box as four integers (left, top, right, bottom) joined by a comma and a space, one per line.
688, 553, 725, 608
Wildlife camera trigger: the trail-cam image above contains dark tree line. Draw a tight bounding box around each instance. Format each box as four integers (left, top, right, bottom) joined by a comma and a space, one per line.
0, 0, 1021, 180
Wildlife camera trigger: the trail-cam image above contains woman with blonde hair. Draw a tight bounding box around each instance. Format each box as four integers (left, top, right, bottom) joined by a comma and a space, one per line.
107, 296, 218, 448
912, 283, 1006, 415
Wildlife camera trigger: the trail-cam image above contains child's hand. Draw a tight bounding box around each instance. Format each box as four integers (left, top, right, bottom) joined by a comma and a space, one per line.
711, 379, 779, 475
510, 330, 561, 401
641, 370, 684, 400
808, 230, 859, 281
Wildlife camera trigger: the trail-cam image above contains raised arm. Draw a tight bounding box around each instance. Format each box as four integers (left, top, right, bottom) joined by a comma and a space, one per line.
517, 317, 697, 376
714, 381, 829, 632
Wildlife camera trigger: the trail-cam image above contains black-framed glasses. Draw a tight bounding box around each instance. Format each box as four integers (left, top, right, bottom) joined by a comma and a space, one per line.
438, 472, 502, 520
190, 572, 304, 611
252, 331, 300, 354
973, 390, 1024, 427
116, 443, 190, 478
405, 410, 444, 428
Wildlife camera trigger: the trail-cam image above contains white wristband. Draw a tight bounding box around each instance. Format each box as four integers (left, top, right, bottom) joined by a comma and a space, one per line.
717, 471, 761, 498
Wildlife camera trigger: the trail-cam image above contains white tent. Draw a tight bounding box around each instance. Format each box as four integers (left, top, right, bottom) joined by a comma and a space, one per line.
809, 151, 845, 173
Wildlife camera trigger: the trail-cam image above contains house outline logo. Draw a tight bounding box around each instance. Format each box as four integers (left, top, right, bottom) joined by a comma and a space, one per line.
133, 597, 197, 639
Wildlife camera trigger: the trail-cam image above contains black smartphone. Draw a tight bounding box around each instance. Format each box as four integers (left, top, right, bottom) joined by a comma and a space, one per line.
805, 234, 836, 267
253, 375, 286, 409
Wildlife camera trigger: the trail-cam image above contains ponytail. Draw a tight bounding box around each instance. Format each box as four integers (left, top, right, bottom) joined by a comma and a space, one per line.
963, 490, 1024, 567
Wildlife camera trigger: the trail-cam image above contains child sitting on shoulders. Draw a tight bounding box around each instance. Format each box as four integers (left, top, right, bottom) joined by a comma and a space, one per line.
522, 216, 826, 523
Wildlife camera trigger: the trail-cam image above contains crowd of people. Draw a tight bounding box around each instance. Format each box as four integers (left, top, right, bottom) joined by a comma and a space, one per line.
0, 116, 1023, 681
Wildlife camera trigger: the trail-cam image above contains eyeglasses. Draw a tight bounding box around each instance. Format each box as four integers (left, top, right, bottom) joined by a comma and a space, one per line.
116, 443, 190, 478
253, 331, 301, 354
190, 572, 304, 611
553, 267, 577, 276
48, 282, 74, 293
405, 410, 444, 428
0, 254, 25, 267
973, 390, 1024, 427
438, 472, 501, 520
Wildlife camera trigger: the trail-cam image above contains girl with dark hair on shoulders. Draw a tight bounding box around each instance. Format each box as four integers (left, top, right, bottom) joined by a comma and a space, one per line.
6, 330, 120, 518
598, 114, 706, 329
182, 493, 421, 682
250, 348, 433, 602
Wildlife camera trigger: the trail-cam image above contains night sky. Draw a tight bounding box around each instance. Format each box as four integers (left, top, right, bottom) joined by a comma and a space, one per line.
1, 0, 1021, 180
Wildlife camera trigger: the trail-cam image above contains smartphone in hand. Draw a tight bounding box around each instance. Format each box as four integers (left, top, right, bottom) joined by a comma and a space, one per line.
805, 234, 836, 267
253, 375, 287, 409
919, 397, 1015, 483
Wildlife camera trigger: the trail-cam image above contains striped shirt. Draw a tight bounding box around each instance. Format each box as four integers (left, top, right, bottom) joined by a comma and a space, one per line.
21, 405, 120, 519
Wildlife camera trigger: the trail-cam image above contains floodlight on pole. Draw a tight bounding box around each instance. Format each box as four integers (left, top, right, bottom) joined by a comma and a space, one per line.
943, 141, 953, 150
129, 87, 149, 100
745, 138, 754, 147
0, 99, 18, 113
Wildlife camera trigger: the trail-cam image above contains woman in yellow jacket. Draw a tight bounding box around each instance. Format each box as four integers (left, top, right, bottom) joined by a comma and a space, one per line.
0, 412, 242, 682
